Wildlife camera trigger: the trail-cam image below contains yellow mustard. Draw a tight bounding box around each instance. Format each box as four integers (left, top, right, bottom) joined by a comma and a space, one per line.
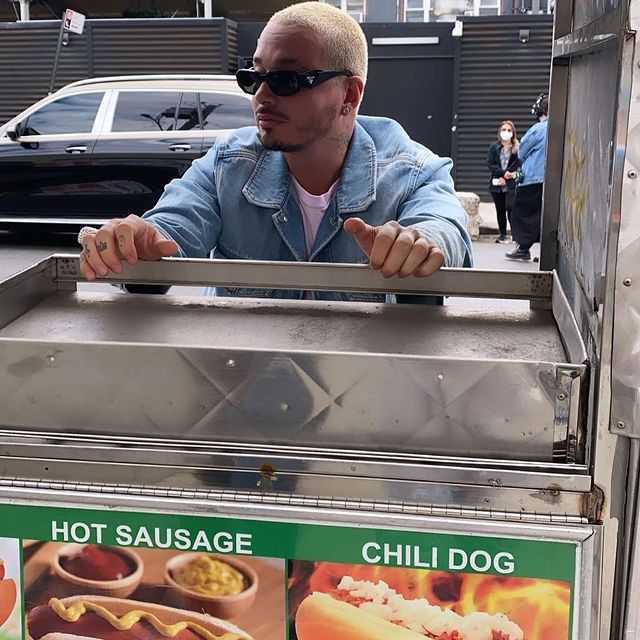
173, 556, 245, 596
48, 598, 244, 640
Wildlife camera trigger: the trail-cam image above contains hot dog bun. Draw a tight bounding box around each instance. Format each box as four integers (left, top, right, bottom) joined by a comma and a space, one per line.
40, 634, 103, 640
295, 592, 423, 640
28, 595, 253, 640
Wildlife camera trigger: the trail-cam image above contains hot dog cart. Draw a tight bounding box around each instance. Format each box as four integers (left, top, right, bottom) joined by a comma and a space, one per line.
0, 0, 639, 638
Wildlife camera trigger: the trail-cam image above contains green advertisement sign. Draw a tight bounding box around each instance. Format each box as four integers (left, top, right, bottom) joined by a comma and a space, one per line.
0, 501, 576, 640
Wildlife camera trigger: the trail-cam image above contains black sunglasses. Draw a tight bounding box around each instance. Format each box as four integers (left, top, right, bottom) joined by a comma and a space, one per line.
236, 68, 353, 97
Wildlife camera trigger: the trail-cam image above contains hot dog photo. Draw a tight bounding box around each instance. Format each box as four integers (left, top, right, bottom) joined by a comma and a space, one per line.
288, 561, 572, 640
22, 541, 286, 640
0, 538, 21, 640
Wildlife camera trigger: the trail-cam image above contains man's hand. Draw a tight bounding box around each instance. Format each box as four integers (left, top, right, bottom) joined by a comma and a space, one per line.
79, 215, 179, 281
343, 218, 445, 278
503, 171, 515, 180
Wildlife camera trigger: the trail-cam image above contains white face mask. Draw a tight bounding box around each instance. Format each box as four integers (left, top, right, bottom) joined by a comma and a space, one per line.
500, 130, 513, 141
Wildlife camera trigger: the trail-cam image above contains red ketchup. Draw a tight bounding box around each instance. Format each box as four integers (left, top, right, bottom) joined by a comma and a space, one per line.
60, 545, 133, 581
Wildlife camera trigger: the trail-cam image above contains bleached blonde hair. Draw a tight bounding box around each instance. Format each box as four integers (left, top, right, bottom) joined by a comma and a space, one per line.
269, 2, 368, 83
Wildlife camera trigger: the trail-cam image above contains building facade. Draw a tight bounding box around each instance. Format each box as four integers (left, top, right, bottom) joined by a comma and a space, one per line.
1, 0, 553, 22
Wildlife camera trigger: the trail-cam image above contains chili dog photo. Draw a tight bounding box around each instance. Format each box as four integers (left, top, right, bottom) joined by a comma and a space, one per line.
295, 577, 523, 640
288, 561, 572, 640
23, 542, 286, 640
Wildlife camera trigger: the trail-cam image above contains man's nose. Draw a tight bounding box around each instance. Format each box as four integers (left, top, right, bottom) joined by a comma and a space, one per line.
254, 79, 276, 102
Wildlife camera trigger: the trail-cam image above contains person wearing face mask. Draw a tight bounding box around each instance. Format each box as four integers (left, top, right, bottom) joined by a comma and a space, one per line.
76, 1, 473, 300
505, 94, 549, 261
486, 121, 520, 244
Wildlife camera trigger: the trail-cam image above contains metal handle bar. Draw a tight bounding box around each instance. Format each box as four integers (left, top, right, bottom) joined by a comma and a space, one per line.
53, 254, 553, 300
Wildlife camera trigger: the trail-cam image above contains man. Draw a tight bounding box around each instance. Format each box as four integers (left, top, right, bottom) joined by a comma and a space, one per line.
79, 2, 472, 299
505, 93, 549, 261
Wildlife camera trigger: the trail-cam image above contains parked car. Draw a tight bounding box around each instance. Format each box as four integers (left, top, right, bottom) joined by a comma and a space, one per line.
0, 75, 255, 229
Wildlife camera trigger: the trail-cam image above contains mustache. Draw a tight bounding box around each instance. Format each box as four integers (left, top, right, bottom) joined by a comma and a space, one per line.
255, 107, 288, 120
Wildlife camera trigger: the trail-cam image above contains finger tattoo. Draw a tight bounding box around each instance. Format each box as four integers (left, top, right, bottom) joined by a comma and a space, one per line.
97, 241, 108, 252
86, 247, 91, 258
117, 235, 126, 247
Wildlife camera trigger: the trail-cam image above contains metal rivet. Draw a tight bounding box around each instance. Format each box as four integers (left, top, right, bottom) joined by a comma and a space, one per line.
280, 402, 289, 411
226, 359, 236, 368
282, 215, 288, 222
437, 374, 444, 381
49, 356, 55, 362
628, 170, 637, 179
557, 393, 566, 401
623, 278, 632, 287
617, 421, 626, 429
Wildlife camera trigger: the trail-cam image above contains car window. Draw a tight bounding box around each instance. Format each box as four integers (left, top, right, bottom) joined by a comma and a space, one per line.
176, 92, 200, 131
112, 91, 182, 132
21, 92, 104, 136
199, 92, 255, 130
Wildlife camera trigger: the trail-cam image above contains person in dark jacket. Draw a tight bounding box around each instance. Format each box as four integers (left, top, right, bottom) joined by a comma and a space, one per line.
486, 120, 521, 244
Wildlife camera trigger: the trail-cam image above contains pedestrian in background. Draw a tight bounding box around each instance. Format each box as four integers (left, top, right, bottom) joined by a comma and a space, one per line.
486, 120, 520, 243
506, 94, 549, 261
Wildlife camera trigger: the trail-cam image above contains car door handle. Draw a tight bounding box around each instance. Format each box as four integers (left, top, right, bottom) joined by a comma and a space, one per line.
65, 145, 87, 153
168, 143, 191, 152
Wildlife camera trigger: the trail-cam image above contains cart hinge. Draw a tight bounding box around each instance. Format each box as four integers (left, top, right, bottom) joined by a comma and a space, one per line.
0, 477, 587, 524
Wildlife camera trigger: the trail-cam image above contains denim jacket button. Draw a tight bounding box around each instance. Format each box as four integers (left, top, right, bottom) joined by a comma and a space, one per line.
282, 215, 288, 222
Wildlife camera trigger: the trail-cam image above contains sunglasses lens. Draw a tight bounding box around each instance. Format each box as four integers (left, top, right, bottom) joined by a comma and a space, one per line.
236, 70, 260, 95
265, 71, 299, 97
236, 69, 303, 96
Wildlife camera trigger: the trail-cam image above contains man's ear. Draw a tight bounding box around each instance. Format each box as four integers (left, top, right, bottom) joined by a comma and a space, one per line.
344, 75, 365, 112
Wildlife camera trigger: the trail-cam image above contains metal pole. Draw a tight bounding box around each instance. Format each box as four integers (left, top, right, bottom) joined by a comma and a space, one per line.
49, 14, 65, 95
203, 0, 212, 18
18, 0, 30, 21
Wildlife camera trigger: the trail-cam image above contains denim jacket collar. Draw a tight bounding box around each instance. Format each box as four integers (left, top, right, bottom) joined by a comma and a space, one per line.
241, 121, 377, 214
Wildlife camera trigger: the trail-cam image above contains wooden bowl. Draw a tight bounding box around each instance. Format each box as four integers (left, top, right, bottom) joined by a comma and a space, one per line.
165, 553, 258, 619
52, 544, 143, 599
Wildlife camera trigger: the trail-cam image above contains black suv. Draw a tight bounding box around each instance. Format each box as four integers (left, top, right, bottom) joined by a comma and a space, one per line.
0, 75, 255, 228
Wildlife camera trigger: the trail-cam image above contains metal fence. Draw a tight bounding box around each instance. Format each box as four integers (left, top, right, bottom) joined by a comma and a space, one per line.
0, 18, 237, 124
452, 15, 554, 198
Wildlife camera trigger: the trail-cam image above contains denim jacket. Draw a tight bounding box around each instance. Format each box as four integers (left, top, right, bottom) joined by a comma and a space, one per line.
518, 118, 548, 185
144, 115, 473, 301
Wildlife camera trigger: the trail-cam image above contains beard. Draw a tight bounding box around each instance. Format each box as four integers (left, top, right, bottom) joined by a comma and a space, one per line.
258, 103, 340, 152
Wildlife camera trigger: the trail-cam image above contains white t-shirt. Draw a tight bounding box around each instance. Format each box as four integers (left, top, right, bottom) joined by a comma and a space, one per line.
290, 176, 339, 258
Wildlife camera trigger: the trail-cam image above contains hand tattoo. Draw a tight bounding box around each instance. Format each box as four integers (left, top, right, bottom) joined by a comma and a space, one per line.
118, 235, 126, 247
97, 241, 108, 252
